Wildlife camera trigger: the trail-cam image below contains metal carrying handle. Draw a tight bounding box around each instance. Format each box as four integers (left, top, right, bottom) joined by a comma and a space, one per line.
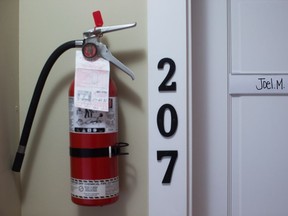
83, 23, 137, 38
82, 21, 137, 80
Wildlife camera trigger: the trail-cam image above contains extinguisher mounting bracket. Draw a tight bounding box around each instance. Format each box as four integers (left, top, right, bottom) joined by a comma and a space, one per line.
116, 142, 129, 156
70, 142, 129, 158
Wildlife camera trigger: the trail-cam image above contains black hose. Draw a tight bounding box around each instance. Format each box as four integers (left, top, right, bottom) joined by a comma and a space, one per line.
12, 40, 83, 172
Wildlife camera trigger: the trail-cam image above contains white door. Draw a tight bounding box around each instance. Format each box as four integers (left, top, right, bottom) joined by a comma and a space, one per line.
148, 0, 288, 215
193, 0, 288, 216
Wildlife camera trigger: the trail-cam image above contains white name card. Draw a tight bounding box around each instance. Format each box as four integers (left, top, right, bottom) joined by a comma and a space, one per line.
229, 74, 288, 95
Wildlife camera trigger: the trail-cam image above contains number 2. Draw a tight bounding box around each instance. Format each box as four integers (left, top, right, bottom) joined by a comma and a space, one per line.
158, 58, 177, 92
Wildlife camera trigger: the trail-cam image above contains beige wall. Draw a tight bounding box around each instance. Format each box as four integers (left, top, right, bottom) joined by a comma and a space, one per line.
0, 0, 21, 216
19, 0, 147, 216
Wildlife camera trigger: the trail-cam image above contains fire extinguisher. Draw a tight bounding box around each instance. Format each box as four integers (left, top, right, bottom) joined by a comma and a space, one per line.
69, 11, 136, 206
69, 79, 120, 206
11, 11, 136, 207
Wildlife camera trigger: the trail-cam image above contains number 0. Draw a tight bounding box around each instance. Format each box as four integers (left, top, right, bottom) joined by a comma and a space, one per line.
157, 104, 178, 137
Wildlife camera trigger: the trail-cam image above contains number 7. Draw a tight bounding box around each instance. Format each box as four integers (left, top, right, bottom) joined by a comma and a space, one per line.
157, 150, 178, 184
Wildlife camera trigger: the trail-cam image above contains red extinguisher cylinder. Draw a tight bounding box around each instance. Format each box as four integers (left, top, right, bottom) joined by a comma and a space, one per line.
69, 79, 119, 206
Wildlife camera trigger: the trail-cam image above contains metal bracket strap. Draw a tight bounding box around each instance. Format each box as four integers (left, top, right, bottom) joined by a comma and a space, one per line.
70, 142, 129, 158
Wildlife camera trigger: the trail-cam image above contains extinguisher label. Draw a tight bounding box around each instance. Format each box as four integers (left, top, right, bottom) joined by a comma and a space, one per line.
69, 97, 118, 133
74, 51, 110, 112
71, 177, 119, 199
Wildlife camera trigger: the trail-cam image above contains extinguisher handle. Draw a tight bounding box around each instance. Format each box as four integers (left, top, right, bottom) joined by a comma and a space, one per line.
83, 23, 137, 39
97, 42, 135, 80
82, 19, 136, 80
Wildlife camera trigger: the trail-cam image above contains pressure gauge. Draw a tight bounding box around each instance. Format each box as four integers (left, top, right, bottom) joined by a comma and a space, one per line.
82, 43, 97, 59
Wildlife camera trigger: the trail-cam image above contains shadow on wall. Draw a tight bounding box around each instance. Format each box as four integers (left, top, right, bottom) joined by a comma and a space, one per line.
21, 72, 75, 199
0, 111, 21, 216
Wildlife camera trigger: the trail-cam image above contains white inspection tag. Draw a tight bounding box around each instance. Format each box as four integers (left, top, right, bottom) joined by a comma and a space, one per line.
75, 50, 110, 111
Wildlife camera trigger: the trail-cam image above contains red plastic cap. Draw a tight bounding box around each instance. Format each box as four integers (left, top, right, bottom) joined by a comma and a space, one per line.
93, 11, 103, 27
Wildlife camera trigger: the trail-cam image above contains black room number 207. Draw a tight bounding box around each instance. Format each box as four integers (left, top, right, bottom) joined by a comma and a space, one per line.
156, 57, 179, 184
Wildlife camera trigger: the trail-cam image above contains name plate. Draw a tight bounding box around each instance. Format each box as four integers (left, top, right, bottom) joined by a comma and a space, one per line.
229, 74, 288, 95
